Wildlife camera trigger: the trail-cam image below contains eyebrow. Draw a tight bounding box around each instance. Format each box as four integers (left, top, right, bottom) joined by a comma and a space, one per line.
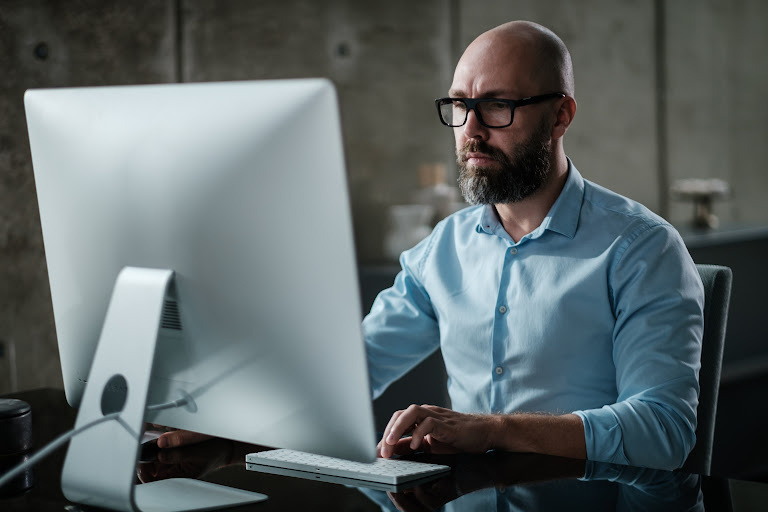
447, 89, 514, 99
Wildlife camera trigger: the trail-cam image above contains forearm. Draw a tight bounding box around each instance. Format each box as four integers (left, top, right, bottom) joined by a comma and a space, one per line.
489, 413, 587, 460
379, 405, 587, 460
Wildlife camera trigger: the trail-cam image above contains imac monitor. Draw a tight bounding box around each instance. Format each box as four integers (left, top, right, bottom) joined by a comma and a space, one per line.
25, 79, 376, 509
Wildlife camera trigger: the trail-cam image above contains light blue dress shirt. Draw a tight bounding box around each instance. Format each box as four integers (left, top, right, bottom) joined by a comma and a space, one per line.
362, 161, 704, 470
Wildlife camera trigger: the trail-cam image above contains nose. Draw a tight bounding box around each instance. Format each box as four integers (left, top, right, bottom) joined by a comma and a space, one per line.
461, 108, 488, 141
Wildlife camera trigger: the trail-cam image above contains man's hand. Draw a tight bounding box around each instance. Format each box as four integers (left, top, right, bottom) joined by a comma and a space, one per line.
377, 405, 587, 461
146, 425, 213, 449
377, 405, 499, 459
157, 430, 212, 448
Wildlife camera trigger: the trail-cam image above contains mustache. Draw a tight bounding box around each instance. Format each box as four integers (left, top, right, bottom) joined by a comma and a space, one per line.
457, 140, 505, 163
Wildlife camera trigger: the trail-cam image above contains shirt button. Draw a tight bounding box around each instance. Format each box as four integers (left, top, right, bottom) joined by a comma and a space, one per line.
510, 247, 517, 255
498, 305, 507, 314
495, 366, 504, 375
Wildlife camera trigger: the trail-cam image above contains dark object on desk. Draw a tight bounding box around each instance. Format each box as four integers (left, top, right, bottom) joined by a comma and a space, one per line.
0, 399, 32, 455
0, 453, 34, 498
0, 399, 34, 497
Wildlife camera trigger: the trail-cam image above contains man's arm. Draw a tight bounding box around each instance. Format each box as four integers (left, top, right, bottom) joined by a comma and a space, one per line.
378, 405, 586, 460
363, 234, 442, 399
573, 223, 704, 469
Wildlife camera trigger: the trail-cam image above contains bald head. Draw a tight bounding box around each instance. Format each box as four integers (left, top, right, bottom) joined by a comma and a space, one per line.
455, 21, 574, 97
450, 21, 577, 207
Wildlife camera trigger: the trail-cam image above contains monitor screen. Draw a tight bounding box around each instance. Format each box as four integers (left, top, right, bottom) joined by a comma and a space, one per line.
25, 79, 376, 466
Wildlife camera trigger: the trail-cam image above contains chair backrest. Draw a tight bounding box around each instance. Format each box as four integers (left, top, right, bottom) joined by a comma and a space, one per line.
681, 264, 732, 475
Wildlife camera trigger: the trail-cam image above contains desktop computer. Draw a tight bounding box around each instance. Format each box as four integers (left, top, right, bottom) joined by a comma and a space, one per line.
24, 79, 378, 510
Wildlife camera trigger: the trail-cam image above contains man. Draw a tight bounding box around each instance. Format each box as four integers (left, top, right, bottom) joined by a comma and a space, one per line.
158, 20, 703, 471
369, 20, 703, 470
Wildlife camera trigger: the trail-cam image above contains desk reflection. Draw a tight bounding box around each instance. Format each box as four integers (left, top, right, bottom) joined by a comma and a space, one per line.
137, 437, 245, 484
138, 443, 704, 511
370, 452, 703, 512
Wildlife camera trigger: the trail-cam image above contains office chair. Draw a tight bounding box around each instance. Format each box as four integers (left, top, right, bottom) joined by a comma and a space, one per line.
681, 264, 732, 475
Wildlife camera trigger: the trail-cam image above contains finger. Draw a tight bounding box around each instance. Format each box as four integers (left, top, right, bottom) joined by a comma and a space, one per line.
380, 409, 408, 458
387, 405, 428, 446
381, 409, 405, 446
410, 416, 441, 451
391, 437, 418, 456
421, 435, 460, 455
157, 430, 211, 449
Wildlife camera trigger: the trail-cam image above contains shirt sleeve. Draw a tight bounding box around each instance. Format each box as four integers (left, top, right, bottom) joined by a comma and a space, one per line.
362, 234, 442, 400
573, 222, 704, 470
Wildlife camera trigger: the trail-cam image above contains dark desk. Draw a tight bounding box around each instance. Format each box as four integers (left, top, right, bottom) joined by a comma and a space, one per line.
1, 388, 765, 511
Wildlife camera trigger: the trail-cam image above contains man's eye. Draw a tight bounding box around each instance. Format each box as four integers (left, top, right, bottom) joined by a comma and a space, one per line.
452, 101, 467, 112
484, 101, 509, 111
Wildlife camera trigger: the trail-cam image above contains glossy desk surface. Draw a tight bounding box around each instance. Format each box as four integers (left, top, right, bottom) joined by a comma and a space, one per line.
1, 388, 766, 511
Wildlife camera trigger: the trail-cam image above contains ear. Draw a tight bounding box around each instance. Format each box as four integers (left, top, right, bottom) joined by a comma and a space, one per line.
551, 96, 576, 139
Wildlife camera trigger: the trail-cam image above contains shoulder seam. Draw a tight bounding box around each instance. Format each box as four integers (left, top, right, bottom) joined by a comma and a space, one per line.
582, 180, 671, 230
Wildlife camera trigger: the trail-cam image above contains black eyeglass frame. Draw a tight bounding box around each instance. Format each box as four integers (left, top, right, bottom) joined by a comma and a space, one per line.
435, 92, 566, 128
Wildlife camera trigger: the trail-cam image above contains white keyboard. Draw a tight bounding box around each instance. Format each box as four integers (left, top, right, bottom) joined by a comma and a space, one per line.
245, 448, 451, 485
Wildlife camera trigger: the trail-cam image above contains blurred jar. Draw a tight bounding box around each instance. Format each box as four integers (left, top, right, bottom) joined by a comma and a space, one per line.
384, 204, 434, 261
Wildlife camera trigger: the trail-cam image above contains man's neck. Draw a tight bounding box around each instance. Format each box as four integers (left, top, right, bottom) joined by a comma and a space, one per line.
494, 153, 569, 243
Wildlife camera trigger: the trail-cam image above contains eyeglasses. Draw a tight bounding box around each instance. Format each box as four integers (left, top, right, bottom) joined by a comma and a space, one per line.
435, 93, 565, 128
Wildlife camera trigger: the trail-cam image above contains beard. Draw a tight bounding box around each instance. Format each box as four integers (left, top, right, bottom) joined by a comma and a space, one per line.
457, 120, 554, 205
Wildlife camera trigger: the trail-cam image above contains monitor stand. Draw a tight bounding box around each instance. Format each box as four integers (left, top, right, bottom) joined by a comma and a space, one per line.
61, 267, 267, 511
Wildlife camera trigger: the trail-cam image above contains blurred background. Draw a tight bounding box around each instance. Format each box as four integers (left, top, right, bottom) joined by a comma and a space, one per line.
0, 0, 767, 478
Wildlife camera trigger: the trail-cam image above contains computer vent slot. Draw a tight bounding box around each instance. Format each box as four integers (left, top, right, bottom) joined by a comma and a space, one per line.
161, 299, 182, 331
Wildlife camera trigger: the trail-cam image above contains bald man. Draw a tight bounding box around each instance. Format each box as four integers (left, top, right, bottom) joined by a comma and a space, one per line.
368, 21, 704, 470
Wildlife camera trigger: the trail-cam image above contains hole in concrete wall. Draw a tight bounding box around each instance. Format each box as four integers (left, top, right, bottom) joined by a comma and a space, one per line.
33, 42, 49, 61
336, 42, 351, 58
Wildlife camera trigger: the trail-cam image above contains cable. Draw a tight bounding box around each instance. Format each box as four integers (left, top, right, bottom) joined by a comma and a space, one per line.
146, 393, 191, 412
0, 395, 191, 490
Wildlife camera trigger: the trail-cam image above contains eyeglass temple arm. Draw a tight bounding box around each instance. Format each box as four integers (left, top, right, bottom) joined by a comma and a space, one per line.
514, 93, 566, 106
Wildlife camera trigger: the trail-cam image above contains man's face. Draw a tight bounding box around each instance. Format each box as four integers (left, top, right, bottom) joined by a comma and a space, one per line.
456, 116, 553, 205
449, 36, 556, 205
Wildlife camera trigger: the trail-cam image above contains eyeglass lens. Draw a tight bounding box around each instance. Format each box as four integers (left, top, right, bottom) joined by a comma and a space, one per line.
439, 99, 513, 128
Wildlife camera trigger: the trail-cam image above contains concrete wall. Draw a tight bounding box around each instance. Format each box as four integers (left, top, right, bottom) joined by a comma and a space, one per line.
666, 0, 768, 225
1, 0, 767, 394
0, 0, 177, 392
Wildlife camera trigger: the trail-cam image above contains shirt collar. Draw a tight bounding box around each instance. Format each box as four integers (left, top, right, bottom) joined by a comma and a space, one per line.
541, 158, 584, 239
475, 158, 585, 240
